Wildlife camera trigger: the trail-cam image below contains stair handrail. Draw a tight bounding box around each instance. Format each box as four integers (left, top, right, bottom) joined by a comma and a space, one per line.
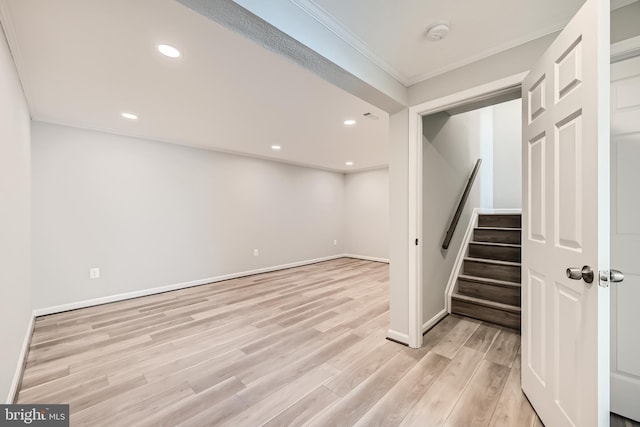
442, 159, 482, 250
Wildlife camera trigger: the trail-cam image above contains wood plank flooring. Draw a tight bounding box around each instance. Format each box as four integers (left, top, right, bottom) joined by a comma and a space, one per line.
14, 257, 625, 426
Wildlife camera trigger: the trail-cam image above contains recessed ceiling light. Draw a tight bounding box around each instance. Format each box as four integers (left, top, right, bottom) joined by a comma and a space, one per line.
158, 44, 181, 58
121, 112, 138, 120
343, 119, 357, 126
271, 145, 282, 151
345, 161, 354, 166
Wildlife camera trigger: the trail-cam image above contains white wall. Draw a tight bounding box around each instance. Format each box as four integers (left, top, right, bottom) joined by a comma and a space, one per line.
344, 168, 389, 260
388, 108, 410, 340
408, 33, 557, 107
31, 122, 346, 310
0, 23, 31, 402
493, 99, 522, 209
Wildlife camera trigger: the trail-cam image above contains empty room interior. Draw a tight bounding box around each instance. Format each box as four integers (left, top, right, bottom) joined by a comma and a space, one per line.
1, 0, 640, 426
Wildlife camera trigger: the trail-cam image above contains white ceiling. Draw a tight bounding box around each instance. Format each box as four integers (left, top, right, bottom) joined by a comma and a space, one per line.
0, 0, 389, 172
295, 0, 637, 86
1, 0, 635, 172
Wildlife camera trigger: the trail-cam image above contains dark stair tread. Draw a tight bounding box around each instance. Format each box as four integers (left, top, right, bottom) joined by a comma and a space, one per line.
475, 227, 522, 232
477, 214, 522, 229
464, 257, 521, 268
452, 293, 521, 314
469, 241, 521, 249
458, 274, 521, 288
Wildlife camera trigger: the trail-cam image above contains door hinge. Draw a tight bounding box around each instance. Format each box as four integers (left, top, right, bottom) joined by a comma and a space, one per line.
415, 238, 419, 246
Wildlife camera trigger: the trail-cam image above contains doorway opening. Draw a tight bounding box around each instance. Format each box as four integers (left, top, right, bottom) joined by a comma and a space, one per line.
420, 96, 523, 330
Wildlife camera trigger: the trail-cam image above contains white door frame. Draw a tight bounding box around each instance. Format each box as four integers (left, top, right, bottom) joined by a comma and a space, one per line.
406, 72, 528, 348
611, 35, 640, 63
405, 37, 640, 353
610, 35, 640, 422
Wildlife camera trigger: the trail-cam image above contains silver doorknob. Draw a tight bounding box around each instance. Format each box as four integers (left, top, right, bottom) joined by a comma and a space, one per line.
566, 265, 594, 284
610, 269, 624, 283
598, 269, 625, 287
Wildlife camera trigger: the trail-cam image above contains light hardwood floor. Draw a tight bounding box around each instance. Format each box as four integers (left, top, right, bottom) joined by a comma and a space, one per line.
15, 257, 628, 426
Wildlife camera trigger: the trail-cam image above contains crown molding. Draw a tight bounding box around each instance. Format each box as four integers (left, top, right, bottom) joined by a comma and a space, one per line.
289, 0, 411, 86
406, 25, 563, 86
0, 1, 36, 116
288, 0, 573, 88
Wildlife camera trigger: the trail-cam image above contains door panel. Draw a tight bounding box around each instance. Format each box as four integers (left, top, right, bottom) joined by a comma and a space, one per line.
555, 112, 583, 251
528, 270, 546, 383
521, 0, 610, 426
611, 54, 640, 422
528, 134, 546, 242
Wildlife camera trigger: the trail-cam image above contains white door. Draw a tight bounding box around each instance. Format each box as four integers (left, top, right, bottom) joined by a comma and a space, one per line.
521, 0, 610, 425
611, 54, 640, 422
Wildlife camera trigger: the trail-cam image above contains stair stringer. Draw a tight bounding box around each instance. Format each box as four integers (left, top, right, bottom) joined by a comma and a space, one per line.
445, 208, 522, 313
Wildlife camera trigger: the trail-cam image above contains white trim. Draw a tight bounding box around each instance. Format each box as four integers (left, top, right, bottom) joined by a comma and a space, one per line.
0, 2, 35, 117
445, 208, 480, 313
407, 29, 561, 85
422, 309, 448, 334
289, 0, 409, 85
343, 254, 390, 263
6, 314, 35, 404
407, 72, 527, 348
611, 35, 640, 63
409, 73, 528, 117
386, 329, 410, 345
478, 208, 523, 214
33, 254, 347, 317
407, 107, 423, 349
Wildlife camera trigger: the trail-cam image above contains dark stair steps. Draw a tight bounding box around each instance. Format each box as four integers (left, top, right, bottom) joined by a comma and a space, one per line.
468, 241, 521, 262
473, 227, 522, 244
451, 293, 521, 330
477, 214, 522, 229
451, 213, 522, 330
457, 274, 521, 306
463, 257, 521, 282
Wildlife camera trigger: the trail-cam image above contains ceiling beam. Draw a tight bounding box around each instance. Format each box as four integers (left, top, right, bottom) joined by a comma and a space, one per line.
177, 0, 408, 113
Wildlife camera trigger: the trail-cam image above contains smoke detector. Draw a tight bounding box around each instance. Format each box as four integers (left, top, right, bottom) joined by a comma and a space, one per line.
426, 22, 450, 41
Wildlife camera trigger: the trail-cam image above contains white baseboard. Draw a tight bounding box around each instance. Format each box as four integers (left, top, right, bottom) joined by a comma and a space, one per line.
6, 313, 35, 404
386, 329, 409, 345
33, 253, 390, 317
10, 253, 387, 403
422, 309, 448, 334
478, 208, 522, 214
343, 254, 390, 263
33, 254, 352, 317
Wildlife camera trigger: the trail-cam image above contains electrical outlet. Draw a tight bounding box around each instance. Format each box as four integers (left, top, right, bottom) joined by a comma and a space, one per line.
89, 268, 100, 279
333, 240, 337, 246
253, 249, 259, 257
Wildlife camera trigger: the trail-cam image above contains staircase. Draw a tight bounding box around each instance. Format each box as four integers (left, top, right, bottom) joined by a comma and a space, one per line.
451, 213, 522, 330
